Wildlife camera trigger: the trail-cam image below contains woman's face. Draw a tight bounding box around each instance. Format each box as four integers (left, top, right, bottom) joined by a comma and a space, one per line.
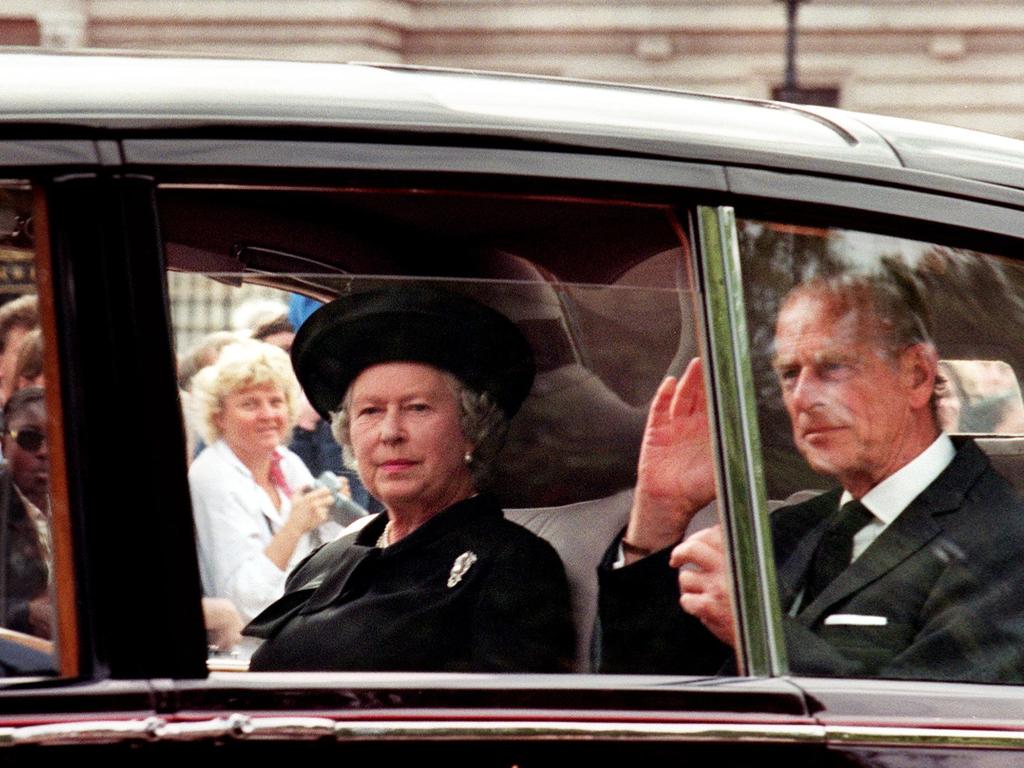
348, 362, 474, 513
215, 382, 289, 456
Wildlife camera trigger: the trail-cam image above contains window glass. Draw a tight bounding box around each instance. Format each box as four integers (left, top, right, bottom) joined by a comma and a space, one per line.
738, 217, 1024, 684
160, 185, 701, 673
0, 184, 65, 679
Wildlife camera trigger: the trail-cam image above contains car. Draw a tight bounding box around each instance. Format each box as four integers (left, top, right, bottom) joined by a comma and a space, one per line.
3, 48, 1024, 764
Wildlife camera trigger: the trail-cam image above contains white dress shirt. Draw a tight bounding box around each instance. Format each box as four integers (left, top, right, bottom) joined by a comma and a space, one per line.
841, 432, 956, 562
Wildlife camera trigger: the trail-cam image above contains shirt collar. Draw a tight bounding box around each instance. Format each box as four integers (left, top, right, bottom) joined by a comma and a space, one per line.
212, 439, 284, 480
840, 432, 956, 524
212, 439, 253, 479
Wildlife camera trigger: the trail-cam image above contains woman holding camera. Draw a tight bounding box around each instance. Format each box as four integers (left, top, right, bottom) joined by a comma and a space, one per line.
189, 339, 345, 623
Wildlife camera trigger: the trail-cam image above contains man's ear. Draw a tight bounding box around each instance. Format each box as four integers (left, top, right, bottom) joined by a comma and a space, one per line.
902, 343, 938, 410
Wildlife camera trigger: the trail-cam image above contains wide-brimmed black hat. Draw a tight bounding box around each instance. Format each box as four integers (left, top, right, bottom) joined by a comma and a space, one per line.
291, 286, 536, 420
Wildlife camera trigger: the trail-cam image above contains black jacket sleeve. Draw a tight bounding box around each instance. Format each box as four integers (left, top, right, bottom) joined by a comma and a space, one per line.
595, 533, 731, 675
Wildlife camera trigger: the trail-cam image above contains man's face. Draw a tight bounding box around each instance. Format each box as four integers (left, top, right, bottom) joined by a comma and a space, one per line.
772, 290, 935, 496
2, 399, 48, 500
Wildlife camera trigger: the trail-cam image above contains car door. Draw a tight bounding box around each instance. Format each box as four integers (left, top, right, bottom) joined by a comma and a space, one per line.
112, 133, 832, 763
0, 136, 208, 746
723, 161, 1024, 764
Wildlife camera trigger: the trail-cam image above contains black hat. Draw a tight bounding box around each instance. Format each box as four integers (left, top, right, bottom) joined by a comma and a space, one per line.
291, 286, 536, 420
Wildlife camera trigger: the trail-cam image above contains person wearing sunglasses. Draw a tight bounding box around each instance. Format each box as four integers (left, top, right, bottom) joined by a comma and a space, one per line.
0, 386, 52, 640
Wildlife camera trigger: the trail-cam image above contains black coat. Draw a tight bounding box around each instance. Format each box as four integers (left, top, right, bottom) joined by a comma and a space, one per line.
246, 494, 575, 672
0, 467, 47, 637
597, 439, 1024, 683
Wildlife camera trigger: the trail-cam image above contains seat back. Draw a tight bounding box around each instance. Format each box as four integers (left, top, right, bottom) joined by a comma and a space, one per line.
508, 493, 719, 671
506, 491, 633, 671
973, 436, 1024, 494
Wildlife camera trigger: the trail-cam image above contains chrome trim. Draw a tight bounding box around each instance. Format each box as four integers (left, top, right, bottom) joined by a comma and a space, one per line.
696, 206, 786, 677
827, 725, 1024, 750
330, 721, 824, 743
0, 716, 824, 746
154, 715, 337, 742
0, 717, 163, 746
9, 715, 1024, 749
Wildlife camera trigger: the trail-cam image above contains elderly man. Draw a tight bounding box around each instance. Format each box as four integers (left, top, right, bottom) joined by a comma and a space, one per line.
597, 270, 1024, 682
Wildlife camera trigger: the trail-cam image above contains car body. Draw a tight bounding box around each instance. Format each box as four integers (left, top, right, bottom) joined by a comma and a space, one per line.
2, 49, 1024, 765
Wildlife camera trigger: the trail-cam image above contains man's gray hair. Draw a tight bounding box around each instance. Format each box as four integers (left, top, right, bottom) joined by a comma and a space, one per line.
780, 261, 939, 420
783, 260, 933, 357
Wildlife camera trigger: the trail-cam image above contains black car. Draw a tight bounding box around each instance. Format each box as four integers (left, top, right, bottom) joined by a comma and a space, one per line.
2, 49, 1024, 765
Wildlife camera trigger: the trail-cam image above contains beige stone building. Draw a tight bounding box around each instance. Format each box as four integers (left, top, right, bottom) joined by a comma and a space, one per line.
2, 1, 1022, 137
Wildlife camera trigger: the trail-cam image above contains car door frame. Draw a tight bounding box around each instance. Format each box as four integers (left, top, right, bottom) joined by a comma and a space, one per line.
7, 124, 1024, 758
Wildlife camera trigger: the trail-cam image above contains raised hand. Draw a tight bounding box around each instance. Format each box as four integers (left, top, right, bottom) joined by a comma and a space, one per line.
623, 357, 716, 560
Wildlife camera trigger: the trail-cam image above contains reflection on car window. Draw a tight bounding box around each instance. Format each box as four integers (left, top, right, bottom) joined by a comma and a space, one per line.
0, 186, 60, 677
738, 218, 1024, 684
161, 186, 701, 673
937, 359, 1024, 434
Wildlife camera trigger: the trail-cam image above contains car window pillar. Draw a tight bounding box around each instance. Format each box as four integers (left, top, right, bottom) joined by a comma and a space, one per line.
695, 205, 786, 677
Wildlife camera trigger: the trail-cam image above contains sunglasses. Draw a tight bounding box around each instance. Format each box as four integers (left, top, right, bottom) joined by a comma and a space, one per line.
7, 428, 46, 452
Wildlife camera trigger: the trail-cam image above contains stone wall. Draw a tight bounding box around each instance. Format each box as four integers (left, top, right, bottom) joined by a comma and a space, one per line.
3, 0, 1021, 136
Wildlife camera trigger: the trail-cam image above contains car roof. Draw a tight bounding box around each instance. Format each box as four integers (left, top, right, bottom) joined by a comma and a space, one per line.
5, 49, 1024, 194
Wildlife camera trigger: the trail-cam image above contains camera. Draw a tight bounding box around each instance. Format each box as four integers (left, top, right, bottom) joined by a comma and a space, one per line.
311, 471, 368, 526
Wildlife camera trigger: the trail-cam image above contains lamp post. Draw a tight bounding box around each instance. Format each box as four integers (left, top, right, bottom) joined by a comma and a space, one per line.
776, 0, 807, 103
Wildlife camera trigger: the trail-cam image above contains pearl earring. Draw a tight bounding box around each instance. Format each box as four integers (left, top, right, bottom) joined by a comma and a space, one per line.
464, 451, 473, 465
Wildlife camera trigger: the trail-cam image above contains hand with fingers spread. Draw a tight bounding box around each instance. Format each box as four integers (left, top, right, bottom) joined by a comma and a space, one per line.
623, 358, 716, 562
670, 524, 736, 646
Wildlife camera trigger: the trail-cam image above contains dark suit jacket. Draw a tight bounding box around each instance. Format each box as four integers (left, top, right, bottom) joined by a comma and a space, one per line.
0, 467, 47, 637
597, 439, 1024, 683
246, 493, 575, 673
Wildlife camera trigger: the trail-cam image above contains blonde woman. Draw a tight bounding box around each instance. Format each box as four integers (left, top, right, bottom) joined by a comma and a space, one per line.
189, 339, 344, 622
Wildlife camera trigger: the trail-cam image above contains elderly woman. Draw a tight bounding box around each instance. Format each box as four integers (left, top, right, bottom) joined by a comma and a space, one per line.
245, 287, 574, 672
189, 339, 345, 623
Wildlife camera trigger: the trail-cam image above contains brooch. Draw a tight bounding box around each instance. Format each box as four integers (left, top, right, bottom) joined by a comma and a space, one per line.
447, 550, 478, 588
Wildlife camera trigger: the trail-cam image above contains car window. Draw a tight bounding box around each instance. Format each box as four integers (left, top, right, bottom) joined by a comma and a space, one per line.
0, 184, 71, 679
737, 216, 1024, 684
160, 184, 711, 674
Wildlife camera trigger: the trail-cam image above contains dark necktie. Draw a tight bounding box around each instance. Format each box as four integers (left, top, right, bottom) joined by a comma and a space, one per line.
803, 499, 875, 607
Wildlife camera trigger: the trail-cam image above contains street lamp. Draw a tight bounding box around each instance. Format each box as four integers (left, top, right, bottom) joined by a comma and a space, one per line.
775, 0, 807, 103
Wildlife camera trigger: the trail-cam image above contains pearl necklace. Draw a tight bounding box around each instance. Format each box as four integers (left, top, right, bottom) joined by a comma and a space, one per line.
376, 521, 392, 548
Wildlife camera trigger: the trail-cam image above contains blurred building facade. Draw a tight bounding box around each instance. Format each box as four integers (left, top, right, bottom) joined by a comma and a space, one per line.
4, 0, 1022, 137
6, 0, 1022, 350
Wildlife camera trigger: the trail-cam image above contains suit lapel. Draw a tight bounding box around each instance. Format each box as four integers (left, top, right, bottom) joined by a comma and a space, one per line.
773, 492, 838, 612
796, 439, 986, 626
796, 502, 942, 625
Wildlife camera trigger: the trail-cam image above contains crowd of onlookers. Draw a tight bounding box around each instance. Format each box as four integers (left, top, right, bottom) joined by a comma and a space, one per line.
0, 289, 375, 656
0, 294, 53, 646
177, 295, 374, 655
